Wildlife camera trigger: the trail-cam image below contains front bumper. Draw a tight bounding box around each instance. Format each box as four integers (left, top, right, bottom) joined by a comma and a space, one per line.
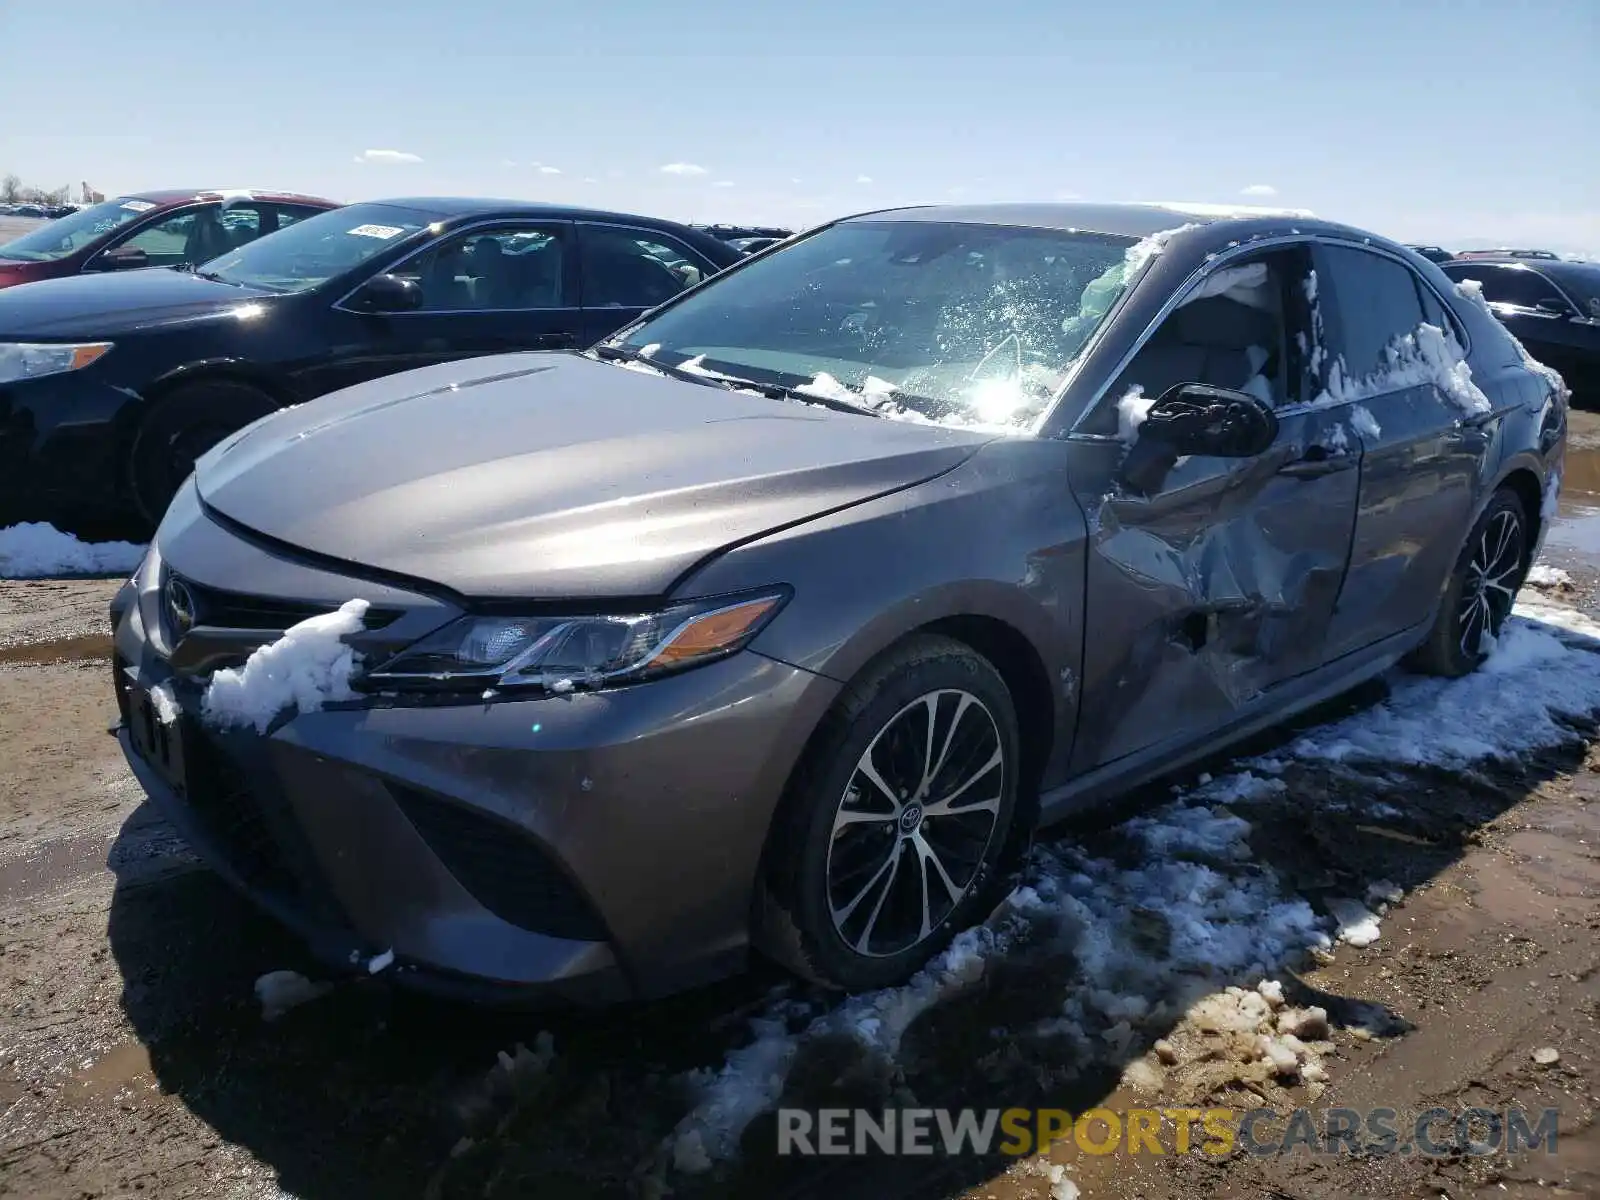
0, 368, 136, 524
114, 509, 840, 1003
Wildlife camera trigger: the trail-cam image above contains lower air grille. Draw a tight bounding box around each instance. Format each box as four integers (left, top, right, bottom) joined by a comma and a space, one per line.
390, 787, 607, 942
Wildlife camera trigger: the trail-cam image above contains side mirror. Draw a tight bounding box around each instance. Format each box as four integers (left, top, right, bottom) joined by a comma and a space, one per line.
1138, 383, 1279, 459
92, 246, 149, 272
349, 273, 423, 313
1534, 297, 1574, 318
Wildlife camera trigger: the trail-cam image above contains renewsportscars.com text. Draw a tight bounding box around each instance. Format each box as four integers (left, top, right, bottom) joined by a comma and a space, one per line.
777, 1105, 1562, 1158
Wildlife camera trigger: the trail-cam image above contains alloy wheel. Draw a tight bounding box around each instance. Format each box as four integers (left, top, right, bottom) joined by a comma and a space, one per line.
1457, 508, 1524, 658
824, 689, 1006, 958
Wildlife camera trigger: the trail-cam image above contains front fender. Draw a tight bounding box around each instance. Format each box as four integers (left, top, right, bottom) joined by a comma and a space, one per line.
673, 440, 1089, 775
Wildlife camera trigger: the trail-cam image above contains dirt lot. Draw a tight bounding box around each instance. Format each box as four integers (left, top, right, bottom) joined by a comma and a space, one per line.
2, 414, 1598, 1200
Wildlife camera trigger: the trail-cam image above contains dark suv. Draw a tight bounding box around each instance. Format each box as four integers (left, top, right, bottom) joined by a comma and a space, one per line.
1441, 256, 1600, 403
0, 190, 341, 290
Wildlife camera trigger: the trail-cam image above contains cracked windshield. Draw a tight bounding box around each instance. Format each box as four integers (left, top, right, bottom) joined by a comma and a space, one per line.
612, 220, 1139, 427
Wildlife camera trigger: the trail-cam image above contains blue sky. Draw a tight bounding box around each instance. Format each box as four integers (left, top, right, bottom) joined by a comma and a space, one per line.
2, 0, 1595, 252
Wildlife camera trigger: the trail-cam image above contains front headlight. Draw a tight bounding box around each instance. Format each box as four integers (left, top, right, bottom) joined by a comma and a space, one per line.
0, 342, 113, 385
363, 588, 789, 694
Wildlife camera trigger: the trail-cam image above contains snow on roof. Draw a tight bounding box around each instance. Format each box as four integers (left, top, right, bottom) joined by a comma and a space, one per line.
1133, 200, 1318, 220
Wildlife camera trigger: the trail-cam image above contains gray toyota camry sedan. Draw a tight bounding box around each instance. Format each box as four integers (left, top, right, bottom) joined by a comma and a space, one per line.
111, 203, 1569, 1003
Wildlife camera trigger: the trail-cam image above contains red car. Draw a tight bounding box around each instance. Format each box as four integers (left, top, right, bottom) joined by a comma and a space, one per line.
0, 189, 341, 289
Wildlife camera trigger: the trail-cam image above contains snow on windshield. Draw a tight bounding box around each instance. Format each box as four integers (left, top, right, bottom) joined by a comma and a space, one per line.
609, 220, 1201, 434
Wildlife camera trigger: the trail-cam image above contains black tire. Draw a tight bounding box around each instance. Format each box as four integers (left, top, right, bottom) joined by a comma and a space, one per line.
128, 381, 280, 528
756, 634, 1021, 992
1407, 487, 1530, 678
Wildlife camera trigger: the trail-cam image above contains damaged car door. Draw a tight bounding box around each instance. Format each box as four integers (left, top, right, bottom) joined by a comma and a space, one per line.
1066, 244, 1362, 772
1310, 243, 1498, 658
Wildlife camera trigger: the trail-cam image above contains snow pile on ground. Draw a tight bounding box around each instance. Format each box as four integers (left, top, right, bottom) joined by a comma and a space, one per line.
1526, 564, 1574, 590
0, 523, 146, 579
254, 970, 332, 1022
201, 599, 369, 733
657, 598, 1600, 1178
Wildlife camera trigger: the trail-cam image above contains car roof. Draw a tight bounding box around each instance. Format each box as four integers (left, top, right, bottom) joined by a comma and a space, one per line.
832, 200, 1385, 246
1441, 256, 1600, 282
123, 188, 341, 207
362, 197, 742, 260
373, 196, 697, 225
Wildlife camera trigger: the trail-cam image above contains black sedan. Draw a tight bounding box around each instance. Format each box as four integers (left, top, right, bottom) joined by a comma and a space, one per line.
1440, 256, 1600, 404
0, 198, 743, 535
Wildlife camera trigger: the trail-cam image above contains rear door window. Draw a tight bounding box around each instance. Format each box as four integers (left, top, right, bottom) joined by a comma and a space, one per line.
1316, 244, 1428, 380
578, 225, 708, 308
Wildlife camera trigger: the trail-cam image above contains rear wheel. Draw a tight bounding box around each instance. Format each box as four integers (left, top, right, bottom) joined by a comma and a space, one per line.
757, 635, 1020, 991
128, 381, 279, 529
1408, 487, 1529, 677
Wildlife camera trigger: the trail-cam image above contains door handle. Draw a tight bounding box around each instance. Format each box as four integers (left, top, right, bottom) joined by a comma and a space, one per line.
1278, 452, 1355, 479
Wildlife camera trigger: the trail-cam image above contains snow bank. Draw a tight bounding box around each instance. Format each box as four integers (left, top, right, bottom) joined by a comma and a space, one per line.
0, 523, 145, 579
1287, 601, 1600, 770
254, 970, 332, 1022
1525, 564, 1573, 589
201, 599, 370, 733
657, 597, 1600, 1177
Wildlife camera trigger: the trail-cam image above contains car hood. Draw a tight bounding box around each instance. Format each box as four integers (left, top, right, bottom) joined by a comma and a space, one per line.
0, 268, 276, 336
196, 353, 992, 598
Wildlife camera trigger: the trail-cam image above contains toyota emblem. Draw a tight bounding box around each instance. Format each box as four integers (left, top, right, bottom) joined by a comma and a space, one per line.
164, 577, 197, 639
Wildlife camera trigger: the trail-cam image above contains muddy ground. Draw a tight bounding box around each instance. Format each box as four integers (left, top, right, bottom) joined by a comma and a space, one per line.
2, 412, 1599, 1200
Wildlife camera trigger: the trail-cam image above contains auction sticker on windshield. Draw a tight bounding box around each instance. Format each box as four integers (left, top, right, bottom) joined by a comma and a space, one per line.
121, 200, 157, 212
348, 224, 406, 240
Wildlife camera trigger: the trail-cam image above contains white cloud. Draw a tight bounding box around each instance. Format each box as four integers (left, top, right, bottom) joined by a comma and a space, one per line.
790, 177, 803, 184
353, 149, 422, 165
500, 159, 516, 168
582, 176, 598, 184
537, 165, 562, 175
856, 174, 874, 185
711, 179, 735, 188
1240, 183, 1278, 197
660, 162, 708, 177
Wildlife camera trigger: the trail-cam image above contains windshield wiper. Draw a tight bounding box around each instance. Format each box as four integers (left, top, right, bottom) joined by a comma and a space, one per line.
591, 344, 887, 417
192, 269, 237, 284
589, 343, 737, 390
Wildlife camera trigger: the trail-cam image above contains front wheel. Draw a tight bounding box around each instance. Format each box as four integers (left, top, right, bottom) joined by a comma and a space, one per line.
757, 635, 1021, 992
128, 381, 280, 530
1408, 487, 1529, 677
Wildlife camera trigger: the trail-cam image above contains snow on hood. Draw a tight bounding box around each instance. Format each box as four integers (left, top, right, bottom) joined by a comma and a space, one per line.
0, 523, 146, 579
650, 597, 1600, 1180
201, 599, 369, 733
